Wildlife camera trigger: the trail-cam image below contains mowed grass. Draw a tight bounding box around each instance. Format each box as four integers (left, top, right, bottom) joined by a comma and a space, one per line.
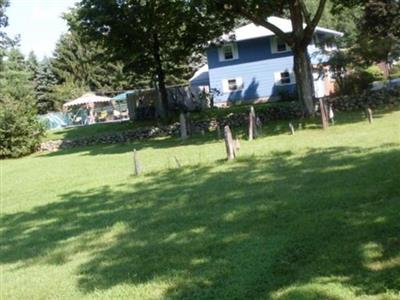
1, 109, 400, 300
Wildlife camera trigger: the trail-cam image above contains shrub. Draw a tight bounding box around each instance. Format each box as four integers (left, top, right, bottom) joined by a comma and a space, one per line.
362, 65, 385, 82
0, 48, 45, 158
338, 65, 385, 95
0, 97, 44, 158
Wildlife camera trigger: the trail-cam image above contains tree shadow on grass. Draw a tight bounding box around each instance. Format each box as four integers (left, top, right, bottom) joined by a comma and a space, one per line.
40, 108, 399, 158
2, 146, 400, 299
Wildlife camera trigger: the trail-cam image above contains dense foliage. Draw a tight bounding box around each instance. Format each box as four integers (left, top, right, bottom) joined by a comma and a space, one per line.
51, 30, 139, 92
356, 0, 400, 74
73, 0, 233, 117
0, 0, 9, 60
0, 48, 44, 158
338, 66, 384, 95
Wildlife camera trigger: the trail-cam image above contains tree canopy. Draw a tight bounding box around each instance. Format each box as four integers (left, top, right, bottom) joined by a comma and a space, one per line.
0, 48, 44, 158
356, 0, 400, 73
73, 0, 233, 117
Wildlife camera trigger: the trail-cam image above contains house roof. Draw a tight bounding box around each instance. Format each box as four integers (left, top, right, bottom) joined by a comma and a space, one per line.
189, 65, 209, 84
220, 16, 343, 42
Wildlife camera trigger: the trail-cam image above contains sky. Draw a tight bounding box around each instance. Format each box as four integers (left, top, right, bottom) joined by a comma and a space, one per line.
4, 0, 76, 59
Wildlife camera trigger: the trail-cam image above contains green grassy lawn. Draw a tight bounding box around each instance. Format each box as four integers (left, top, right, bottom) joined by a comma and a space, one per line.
43, 120, 153, 141
2, 109, 400, 300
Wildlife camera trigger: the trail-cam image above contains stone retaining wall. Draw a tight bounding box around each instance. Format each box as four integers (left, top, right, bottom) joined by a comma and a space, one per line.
40, 90, 399, 152
327, 89, 400, 111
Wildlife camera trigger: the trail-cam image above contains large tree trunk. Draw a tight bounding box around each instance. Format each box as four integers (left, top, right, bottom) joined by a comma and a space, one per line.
293, 46, 315, 116
152, 34, 169, 119
289, 0, 316, 116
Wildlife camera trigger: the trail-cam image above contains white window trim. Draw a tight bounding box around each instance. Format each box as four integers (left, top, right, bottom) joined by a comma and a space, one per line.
222, 77, 244, 93
274, 71, 296, 86
218, 43, 239, 62
270, 37, 291, 54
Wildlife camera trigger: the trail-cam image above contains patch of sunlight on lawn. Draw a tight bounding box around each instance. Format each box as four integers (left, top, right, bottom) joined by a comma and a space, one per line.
362, 242, 400, 272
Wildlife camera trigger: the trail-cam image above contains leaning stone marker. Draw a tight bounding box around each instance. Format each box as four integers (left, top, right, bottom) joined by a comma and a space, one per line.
289, 123, 295, 135
367, 108, 373, 124
180, 112, 188, 139
224, 125, 235, 160
234, 138, 241, 155
248, 106, 257, 141
133, 149, 141, 176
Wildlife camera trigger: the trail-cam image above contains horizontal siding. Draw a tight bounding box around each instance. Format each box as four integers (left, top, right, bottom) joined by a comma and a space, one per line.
207, 36, 293, 69
207, 34, 334, 103
209, 56, 296, 103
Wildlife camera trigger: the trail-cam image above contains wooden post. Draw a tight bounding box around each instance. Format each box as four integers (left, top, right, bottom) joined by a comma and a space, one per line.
367, 108, 373, 124
133, 149, 141, 176
289, 122, 295, 135
224, 125, 235, 160
319, 98, 329, 129
180, 112, 188, 140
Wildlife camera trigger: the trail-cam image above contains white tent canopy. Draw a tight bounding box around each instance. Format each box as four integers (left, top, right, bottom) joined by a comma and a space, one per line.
63, 93, 112, 108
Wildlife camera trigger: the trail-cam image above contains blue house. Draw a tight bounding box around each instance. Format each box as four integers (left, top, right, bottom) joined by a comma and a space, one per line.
190, 17, 343, 105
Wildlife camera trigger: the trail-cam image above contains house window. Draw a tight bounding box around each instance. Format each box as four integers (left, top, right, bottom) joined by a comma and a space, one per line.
274, 71, 295, 85
218, 43, 238, 61
276, 39, 287, 52
280, 71, 291, 84
271, 37, 290, 54
222, 77, 243, 93
223, 45, 234, 60
228, 79, 238, 91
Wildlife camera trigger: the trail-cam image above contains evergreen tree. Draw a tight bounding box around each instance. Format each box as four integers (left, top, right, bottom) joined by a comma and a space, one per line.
26, 51, 39, 79
35, 58, 58, 114
0, 0, 9, 62
50, 79, 89, 109
51, 30, 141, 93
0, 48, 44, 158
